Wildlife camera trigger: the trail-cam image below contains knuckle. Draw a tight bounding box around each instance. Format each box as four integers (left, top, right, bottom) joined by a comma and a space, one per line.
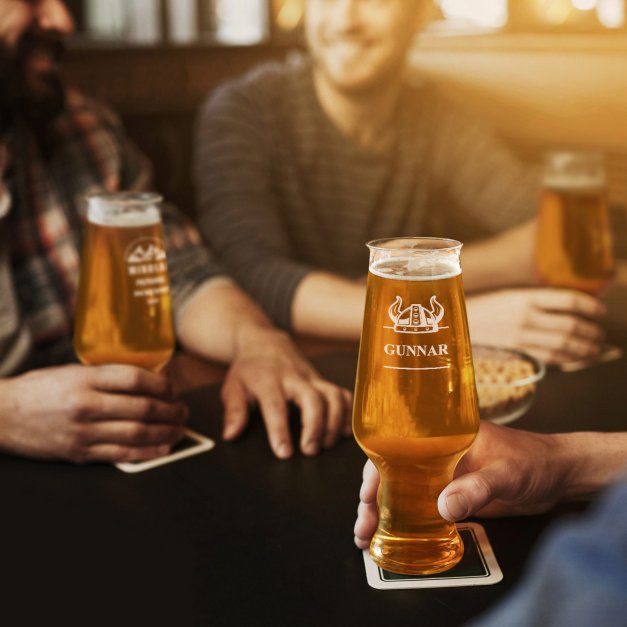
127, 368, 145, 389
304, 387, 325, 412
136, 398, 154, 420
67, 392, 92, 419
566, 317, 579, 334
68, 445, 89, 464
558, 334, 572, 352
327, 387, 344, 409
469, 475, 493, 501
128, 422, 150, 442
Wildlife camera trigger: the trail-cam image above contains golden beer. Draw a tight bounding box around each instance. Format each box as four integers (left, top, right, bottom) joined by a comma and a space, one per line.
353, 238, 479, 575
535, 152, 615, 294
74, 193, 174, 373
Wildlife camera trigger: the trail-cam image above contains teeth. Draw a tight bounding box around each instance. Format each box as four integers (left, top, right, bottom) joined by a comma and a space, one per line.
333, 41, 365, 55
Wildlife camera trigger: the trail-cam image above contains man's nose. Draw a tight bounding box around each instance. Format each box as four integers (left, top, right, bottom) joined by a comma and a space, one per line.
333, 0, 363, 30
36, 0, 75, 35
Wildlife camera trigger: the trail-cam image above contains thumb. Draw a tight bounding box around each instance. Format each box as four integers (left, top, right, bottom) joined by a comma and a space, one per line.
220, 378, 250, 441
438, 467, 506, 521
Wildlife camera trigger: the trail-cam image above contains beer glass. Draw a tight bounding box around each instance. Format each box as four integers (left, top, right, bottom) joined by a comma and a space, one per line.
74, 192, 175, 373
535, 151, 615, 295
353, 238, 480, 575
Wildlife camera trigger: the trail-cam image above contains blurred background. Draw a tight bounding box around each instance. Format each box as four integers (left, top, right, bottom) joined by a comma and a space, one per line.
61, 0, 627, 268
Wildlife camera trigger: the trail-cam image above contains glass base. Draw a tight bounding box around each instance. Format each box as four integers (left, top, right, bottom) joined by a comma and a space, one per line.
370, 531, 465, 576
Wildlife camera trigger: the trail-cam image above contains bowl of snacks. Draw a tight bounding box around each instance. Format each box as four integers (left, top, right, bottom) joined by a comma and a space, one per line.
472, 345, 546, 425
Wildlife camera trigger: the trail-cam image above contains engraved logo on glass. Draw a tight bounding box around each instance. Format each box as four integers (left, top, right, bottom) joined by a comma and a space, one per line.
386, 295, 446, 335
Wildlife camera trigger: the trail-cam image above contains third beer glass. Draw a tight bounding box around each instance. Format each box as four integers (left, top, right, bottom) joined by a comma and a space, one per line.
74, 192, 174, 372
535, 151, 615, 295
353, 238, 480, 575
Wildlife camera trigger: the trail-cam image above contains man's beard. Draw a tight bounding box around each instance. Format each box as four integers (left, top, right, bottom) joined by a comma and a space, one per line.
0, 31, 66, 137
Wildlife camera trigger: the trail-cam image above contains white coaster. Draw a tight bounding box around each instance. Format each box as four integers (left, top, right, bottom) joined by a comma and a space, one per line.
115, 428, 215, 473
363, 523, 503, 590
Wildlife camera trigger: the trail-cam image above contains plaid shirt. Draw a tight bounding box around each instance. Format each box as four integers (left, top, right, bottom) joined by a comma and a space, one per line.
2, 89, 220, 370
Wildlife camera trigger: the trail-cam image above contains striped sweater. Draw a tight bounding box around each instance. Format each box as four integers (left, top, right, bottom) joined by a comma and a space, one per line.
195, 54, 538, 330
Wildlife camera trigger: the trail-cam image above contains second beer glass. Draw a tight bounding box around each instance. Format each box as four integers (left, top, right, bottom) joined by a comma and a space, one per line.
353, 238, 480, 575
74, 192, 175, 373
535, 151, 615, 295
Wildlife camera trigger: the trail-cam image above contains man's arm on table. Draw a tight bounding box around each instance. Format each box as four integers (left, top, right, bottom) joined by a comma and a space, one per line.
289, 248, 605, 365
291, 272, 365, 340
354, 421, 627, 548
176, 279, 352, 459
462, 219, 606, 364
461, 219, 536, 292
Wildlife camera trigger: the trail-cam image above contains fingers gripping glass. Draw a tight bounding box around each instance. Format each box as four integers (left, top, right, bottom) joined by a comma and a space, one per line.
352, 238, 480, 575
74, 192, 210, 469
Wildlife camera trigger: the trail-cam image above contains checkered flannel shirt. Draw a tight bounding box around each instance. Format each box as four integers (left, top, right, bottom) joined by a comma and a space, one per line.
3, 89, 221, 368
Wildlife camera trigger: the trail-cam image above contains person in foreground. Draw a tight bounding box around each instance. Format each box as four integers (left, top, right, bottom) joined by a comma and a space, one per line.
0, 0, 351, 464
195, 0, 607, 367
354, 421, 627, 626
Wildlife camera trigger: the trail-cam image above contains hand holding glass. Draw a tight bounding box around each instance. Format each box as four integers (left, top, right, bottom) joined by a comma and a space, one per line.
353, 238, 480, 575
535, 151, 615, 295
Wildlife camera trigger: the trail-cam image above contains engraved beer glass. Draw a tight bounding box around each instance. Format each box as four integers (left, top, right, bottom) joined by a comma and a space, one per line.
74, 192, 175, 373
353, 238, 480, 575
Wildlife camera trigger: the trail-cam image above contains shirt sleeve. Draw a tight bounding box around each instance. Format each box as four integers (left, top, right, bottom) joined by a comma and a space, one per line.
194, 80, 313, 331
425, 93, 540, 237
96, 99, 225, 321
470, 478, 627, 627
159, 202, 225, 319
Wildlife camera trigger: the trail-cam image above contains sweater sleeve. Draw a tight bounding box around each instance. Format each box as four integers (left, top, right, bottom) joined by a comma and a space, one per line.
193, 75, 314, 330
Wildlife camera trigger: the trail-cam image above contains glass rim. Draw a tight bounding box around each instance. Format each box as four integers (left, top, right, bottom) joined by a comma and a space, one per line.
86, 191, 163, 206
366, 237, 462, 252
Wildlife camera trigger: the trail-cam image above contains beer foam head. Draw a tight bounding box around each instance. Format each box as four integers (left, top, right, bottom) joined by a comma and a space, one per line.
370, 257, 461, 281
368, 238, 462, 281
543, 151, 606, 191
87, 192, 162, 227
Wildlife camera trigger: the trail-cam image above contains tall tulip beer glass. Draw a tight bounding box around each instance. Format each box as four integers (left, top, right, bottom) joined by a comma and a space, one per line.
74, 192, 175, 372
353, 238, 480, 575
535, 151, 615, 295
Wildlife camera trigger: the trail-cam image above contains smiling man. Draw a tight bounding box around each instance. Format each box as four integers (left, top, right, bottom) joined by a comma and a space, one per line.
195, 0, 607, 366
0, 0, 352, 463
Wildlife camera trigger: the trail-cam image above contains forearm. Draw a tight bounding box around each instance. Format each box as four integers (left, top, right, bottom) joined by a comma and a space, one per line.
554, 431, 627, 500
176, 279, 279, 363
291, 272, 366, 340
462, 219, 537, 292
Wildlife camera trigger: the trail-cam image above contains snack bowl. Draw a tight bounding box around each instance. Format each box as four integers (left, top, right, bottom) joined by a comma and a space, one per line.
472, 345, 546, 425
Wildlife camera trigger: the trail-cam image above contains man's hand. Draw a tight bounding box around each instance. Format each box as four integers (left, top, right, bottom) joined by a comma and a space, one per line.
220, 329, 353, 459
467, 288, 606, 366
354, 421, 569, 549
0, 364, 188, 463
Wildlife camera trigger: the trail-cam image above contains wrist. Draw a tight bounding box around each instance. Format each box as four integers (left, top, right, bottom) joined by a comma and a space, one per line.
552, 432, 617, 501
233, 321, 287, 359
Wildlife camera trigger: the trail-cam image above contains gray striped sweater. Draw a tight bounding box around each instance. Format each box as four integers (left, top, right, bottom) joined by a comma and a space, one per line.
194, 55, 538, 330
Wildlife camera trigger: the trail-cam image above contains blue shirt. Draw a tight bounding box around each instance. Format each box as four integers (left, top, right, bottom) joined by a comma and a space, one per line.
472, 478, 627, 627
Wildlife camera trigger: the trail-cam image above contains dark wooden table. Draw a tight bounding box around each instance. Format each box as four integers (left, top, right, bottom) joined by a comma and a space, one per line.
1, 323, 625, 626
